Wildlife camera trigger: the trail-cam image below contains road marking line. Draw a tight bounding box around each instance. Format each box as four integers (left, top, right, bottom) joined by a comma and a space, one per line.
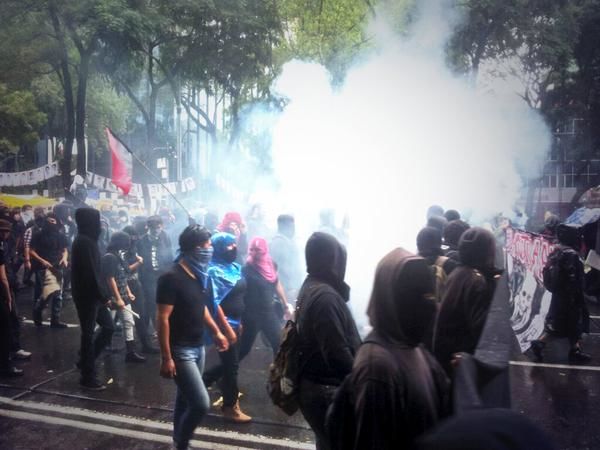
22, 319, 79, 328
510, 360, 600, 371
590, 315, 600, 319
0, 409, 235, 449
0, 396, 314, 449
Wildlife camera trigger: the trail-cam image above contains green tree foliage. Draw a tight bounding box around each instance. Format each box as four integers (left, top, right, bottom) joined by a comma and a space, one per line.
0, 83, 46, 155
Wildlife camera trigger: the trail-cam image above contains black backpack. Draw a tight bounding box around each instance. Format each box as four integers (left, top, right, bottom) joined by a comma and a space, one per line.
267, 318, 303, 415
266, 285, 317, 415
543, 247, 564, 293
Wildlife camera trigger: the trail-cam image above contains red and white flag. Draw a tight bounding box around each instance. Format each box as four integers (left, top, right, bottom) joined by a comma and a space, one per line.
106, 128, 133, 195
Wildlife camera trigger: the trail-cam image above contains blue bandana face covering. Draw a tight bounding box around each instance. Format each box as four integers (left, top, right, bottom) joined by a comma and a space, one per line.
176, 247, 214, 289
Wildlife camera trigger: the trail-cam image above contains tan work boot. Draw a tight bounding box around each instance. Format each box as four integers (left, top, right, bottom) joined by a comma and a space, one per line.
222, 400, 252, 423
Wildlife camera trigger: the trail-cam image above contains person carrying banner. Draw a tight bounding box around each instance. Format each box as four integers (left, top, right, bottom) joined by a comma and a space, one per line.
530, 224, 591, 364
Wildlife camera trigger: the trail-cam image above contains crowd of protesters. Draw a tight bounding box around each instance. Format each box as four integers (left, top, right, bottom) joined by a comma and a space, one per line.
0, 198, 590, 450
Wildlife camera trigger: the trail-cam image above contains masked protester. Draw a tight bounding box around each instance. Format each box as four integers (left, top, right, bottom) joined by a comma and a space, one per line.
238, 237, 291, 363
217, 212, 248, 264
102, 232, 146, 363
156, 225, 229, 450
29, 213, 69, 328
0, 219, 25, 377
433, 227, 503, 375
0, 217, 31, 363
23, 207, 45, 289
203, 232, 250, 423
71, 208, 115, 390
138, 215, 173, 331
530, 224, 591, 363
443, 220, 470, 263
416, 408, 556, 450
327, 248, 450, 450
122, 226, 158, 354
296, 232, 361, 450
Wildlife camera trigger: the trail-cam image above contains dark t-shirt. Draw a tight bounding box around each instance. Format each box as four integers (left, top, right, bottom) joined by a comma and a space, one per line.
102, 253, 129, 303
156, 264, 208, 347
220, 277, 247, 320
242, 264, 277, 315
30, 230, 68, 269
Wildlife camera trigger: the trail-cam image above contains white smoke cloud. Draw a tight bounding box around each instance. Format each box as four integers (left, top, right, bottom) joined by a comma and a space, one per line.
262, 2, 551, 324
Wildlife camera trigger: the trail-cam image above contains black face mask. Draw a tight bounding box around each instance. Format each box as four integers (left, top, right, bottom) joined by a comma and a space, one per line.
35, 217, 45, 227
223, 247, 238, 264
44, 222, 60, 233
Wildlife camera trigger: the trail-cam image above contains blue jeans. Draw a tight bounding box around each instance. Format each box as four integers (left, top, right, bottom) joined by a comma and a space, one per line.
172, 345, 210, 449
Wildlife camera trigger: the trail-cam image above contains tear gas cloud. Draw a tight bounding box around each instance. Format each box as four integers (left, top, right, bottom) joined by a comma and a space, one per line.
251, 2, 551, 324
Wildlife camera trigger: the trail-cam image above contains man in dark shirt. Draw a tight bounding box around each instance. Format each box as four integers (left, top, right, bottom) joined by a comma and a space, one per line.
138, 215, 172, 332
30, 213, 69, 327
0, 219, 24, 377
71, 208, 115, 390
157, 225, 228, 450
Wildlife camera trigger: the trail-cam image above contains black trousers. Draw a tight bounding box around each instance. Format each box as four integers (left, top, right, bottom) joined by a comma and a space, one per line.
203, 339, 241, 407
0, 299, 11, 370
9, 293, 20, 352
238, 310, 281, 362
140, 272, 159, 329
73, 296, 114, 382
298, 378, 337, 450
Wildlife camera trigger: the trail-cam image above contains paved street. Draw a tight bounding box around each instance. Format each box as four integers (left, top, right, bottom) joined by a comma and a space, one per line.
1, 287, 600, 449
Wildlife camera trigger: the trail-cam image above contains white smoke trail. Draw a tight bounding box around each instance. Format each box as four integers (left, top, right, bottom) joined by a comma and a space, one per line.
262, 3, 551, 324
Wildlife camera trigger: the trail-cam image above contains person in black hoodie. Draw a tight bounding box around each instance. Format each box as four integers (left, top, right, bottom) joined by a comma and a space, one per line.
327, 248, 449, 450
71, 208, 115, 390
443, 220, 470, 263
296, 232, 361, 450
530, 224, 591, 363
138, 215, 173, 331
433, 227, 502, 376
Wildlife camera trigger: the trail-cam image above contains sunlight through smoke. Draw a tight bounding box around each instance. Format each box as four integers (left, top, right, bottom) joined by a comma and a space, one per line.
266, 6, 550, 324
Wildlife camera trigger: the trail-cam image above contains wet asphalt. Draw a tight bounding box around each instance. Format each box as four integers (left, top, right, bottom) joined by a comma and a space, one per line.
1, 286, 600, 449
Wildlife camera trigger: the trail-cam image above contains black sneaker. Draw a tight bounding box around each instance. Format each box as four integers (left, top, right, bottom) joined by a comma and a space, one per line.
569, 348, 592, 364
80, 378, 106, 391
33, 308, 43, 327
126, 352, 147, 363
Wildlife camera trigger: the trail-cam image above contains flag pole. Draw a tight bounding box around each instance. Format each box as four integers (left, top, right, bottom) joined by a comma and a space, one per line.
108, 128, 192, 219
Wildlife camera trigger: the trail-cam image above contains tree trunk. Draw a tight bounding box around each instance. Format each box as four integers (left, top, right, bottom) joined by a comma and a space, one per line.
75, 51, 91, 177
49, 4, 75, 190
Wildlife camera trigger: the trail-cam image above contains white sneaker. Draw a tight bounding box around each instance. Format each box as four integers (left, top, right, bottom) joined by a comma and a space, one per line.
10, 349, 32, 360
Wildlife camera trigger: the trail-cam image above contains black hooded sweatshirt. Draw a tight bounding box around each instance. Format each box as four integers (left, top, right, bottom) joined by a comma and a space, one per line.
71, 208, 107, 303
328, 248, 449, 450
433, 227, 502, 375
297, 232, 361, 385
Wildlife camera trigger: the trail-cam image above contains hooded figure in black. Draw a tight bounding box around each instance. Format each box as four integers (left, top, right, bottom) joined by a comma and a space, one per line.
530, 224, 591, 363
122, 226, 157, 353
102, 232, 146, 363
433, 227, 502, 375
416, 408, 555, 450
443, 220, 470, 262
296, 232, 361, 450
327, 248, 450, 450
71, 208, 115, 390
